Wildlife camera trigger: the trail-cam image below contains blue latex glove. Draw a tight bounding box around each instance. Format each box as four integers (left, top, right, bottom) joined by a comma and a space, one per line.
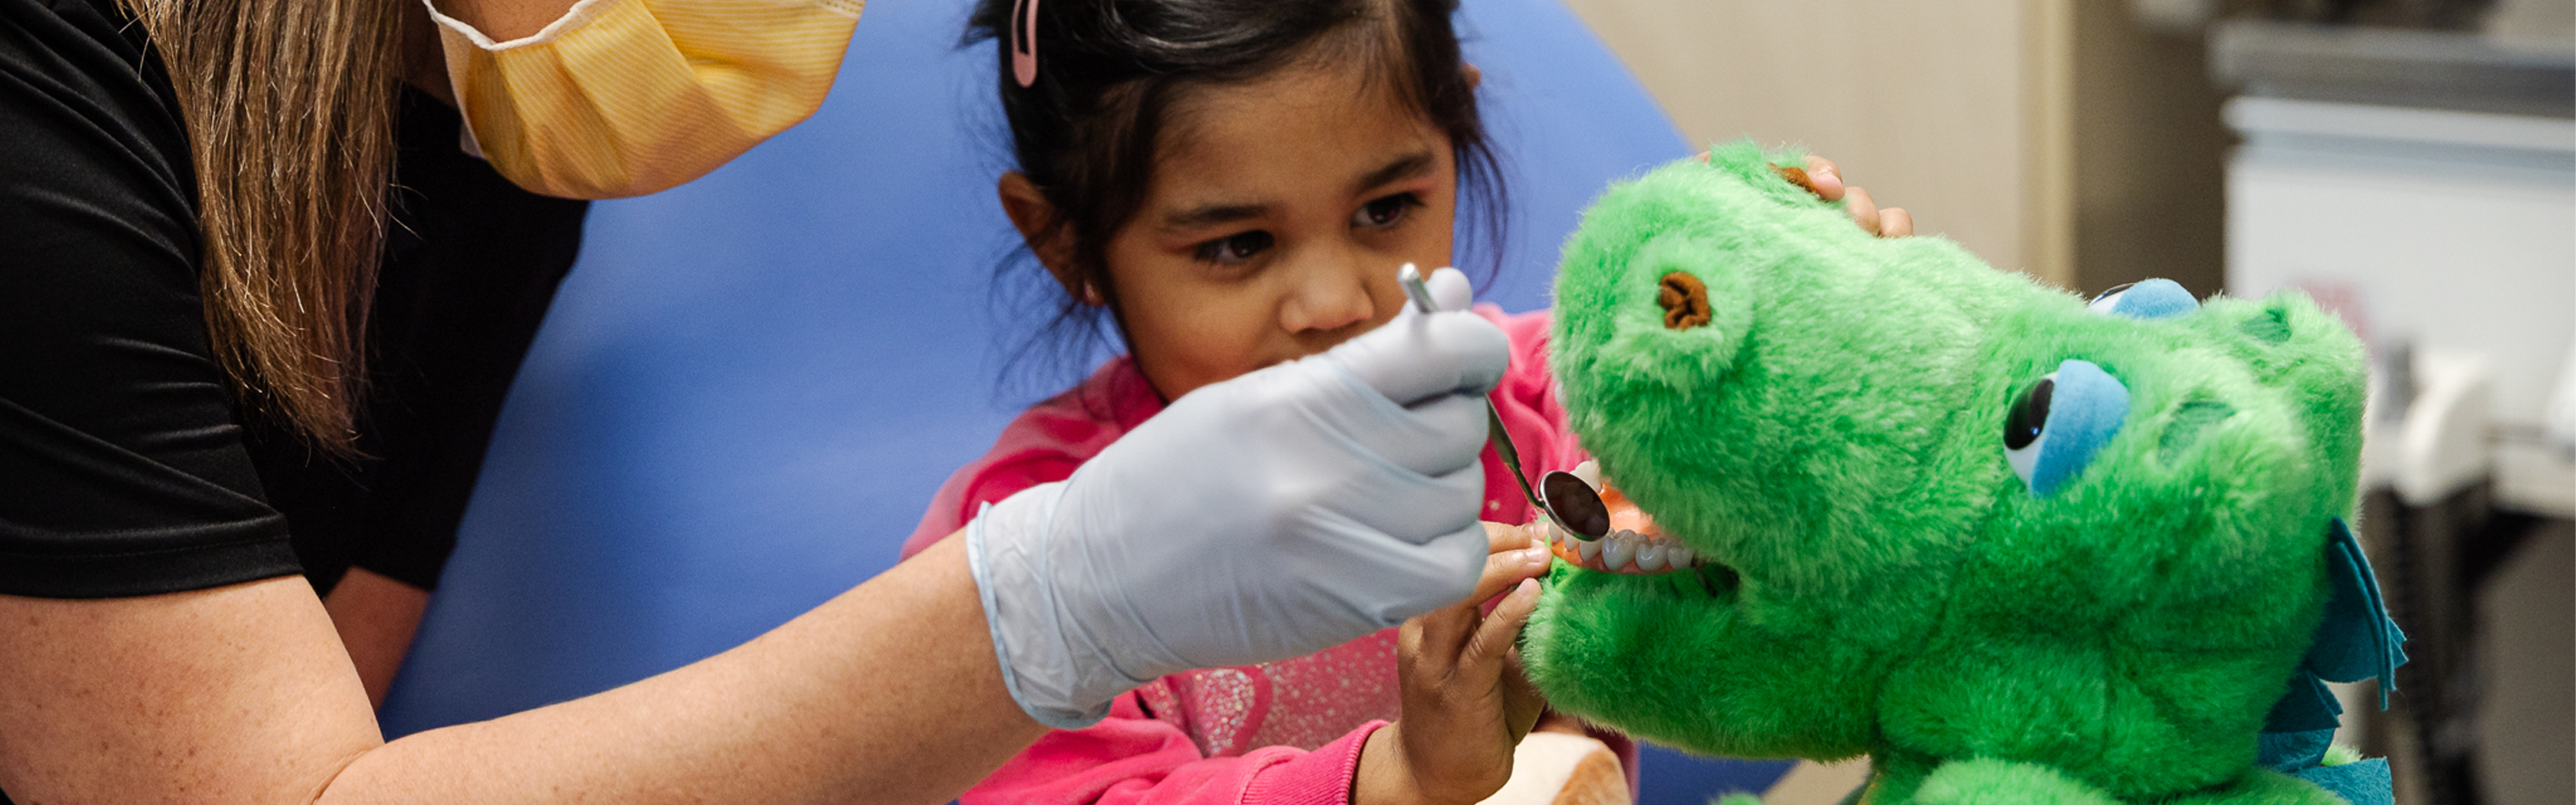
968, 268, 1504, 728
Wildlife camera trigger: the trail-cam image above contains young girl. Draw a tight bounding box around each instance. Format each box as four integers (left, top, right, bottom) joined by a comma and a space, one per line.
905, 2, 1906, 803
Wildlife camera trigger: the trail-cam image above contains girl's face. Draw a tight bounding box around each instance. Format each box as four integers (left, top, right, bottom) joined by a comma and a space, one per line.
1102, 63, 1459, 402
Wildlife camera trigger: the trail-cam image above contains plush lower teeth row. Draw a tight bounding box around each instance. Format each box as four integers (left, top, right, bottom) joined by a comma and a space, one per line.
1545, 523, 1699, 575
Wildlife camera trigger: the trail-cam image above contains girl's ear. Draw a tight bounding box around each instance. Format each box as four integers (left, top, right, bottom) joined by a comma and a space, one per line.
1461, 63, 1481, 90
998, 172, 1097, 305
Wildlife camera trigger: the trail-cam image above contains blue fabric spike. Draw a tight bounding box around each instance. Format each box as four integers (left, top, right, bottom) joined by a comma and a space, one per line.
2264, 518, 2411, 735
2257, 728, 2336, 772
2306, 519, 2406, 708
2295, 758, 2394, 805
2256, 525, 2402, 805
2263, 673, 2343, 734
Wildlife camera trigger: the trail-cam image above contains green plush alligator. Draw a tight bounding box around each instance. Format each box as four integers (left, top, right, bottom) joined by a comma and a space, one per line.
1522, 143, 2406, 805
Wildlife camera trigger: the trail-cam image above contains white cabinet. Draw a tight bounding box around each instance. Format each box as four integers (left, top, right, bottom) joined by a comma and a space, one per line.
2220, 24, 2575, 515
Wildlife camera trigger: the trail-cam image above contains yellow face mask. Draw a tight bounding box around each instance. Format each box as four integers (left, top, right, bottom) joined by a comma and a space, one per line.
426, 0, 864, 199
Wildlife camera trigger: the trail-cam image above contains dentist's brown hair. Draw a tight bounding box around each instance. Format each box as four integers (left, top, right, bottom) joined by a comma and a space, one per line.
119, 0, 401, 454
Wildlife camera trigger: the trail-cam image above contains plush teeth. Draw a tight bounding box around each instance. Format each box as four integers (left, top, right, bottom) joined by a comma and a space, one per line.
1538, 463, 1705, 575
1602, 532, 1637, 571
1634, 542, 1668, 573
1548, 526, 1703, 575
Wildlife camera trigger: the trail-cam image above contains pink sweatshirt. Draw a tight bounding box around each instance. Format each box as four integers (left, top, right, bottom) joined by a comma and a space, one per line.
903, 307, 1614, 805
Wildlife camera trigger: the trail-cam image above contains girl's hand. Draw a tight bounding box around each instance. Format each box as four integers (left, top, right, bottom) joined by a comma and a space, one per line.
1356, 522, 1553, 805
1531, 710, 1593, 736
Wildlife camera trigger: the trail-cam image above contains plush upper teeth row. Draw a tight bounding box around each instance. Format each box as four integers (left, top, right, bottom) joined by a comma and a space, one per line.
1541, 461, 1702, 575
1545, 522, 1700, 575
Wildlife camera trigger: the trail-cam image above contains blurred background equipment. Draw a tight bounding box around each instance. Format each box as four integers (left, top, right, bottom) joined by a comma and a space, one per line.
1558, 0, 2241, 301
2209, 6, 2571, 805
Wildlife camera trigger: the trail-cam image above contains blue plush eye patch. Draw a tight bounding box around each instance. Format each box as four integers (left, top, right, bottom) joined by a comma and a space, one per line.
2005, 359, 2130, 497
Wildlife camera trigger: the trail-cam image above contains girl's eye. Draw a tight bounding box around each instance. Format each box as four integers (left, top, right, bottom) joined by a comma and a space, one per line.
1195, 230, 1275, 265
1353, 193, 1421, 229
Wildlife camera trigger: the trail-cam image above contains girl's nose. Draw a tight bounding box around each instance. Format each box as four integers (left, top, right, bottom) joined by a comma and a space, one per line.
1278, 255, 1377, 335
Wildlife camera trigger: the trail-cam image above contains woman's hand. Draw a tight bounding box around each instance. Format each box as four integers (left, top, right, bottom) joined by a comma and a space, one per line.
1799, 156, 1913, 239
1696, 152, 1915, 238
1356, 522, 1553, 805
971, 295, 1511, 728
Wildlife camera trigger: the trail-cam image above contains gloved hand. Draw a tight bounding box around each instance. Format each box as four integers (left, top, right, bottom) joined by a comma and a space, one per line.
969, 267, 1505, 728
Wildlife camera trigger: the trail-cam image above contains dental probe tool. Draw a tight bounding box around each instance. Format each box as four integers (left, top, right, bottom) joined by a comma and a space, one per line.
1396, 264, 1610, 541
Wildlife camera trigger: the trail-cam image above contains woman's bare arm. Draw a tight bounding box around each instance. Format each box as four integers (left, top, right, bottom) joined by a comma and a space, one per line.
323, 568, 431, 709
0, 534, 1048, 804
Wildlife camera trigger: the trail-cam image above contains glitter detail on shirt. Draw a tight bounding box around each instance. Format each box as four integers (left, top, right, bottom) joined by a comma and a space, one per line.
1145, 627, 1401, 756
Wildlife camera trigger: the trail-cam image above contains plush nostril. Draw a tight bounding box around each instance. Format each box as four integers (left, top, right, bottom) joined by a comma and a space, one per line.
1772, 164, 1820, 198
1659, 271, 1713, 331
2240, 306, 2294, 343
2155, 400, 2236, 464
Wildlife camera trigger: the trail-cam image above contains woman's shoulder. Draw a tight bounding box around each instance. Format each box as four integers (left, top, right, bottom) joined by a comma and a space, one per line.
0, 0, 201, 321
3, 0, 192, 167
0, 0, 301, 599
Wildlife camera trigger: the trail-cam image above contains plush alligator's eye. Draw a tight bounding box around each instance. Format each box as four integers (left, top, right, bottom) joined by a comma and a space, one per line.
2003, 374, 2055, 484
2086, 278, 2197, 320
2085, 282, 2138, 310
2003, 359, 2131, 496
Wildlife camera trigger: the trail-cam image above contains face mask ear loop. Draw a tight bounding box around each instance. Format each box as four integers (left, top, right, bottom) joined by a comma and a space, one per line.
1013, 0, 1042, 88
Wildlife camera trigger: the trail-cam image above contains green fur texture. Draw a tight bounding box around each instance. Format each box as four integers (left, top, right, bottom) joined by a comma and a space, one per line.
1525, 142, 2368, 804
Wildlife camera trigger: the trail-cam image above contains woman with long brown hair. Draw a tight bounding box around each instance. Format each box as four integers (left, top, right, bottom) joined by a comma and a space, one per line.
0, 0, 1540, 800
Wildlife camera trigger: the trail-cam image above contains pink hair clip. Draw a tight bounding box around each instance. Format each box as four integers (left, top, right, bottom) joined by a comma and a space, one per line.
1013, 0, 1042, 87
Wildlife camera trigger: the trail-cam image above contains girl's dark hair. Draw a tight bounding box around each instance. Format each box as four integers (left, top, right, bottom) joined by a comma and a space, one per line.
966, 0, 1506, 401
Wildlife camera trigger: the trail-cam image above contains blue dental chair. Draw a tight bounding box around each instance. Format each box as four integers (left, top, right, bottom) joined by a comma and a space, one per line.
377, 1, 1787, 800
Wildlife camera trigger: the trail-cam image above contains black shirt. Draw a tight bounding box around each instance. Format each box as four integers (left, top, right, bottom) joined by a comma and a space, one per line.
249, 87, 589, 596
0, 0, 587, 598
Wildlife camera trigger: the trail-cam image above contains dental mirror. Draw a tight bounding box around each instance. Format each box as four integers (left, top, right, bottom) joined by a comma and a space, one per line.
1541, 470, 1611, 541
1396, 263, 1613, 542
